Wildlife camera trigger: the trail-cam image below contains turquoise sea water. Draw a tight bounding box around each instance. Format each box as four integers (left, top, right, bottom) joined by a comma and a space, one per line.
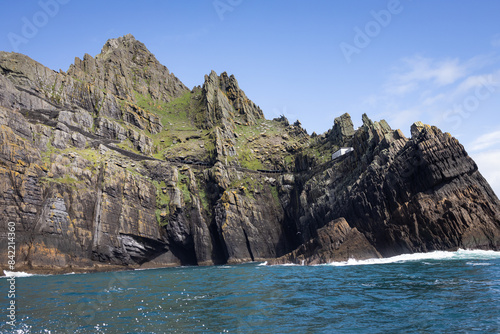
1, 249, 499, 333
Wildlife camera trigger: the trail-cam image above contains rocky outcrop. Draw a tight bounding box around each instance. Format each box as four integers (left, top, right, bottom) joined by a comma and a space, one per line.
199, 70, 265, 162
0, 35, 499, 274
269, 218, 381, 265
67, 34, 188, 104
200, 71, 263, 129
217, 71, 264, 126
0, 106, 168, 272
326, 112, 355, 146
286, 114, 500, 257
215, 183, 287, 263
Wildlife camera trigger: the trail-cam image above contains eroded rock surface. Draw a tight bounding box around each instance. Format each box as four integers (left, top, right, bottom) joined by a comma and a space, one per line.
0, 35, 499, 274
269, 218, 381, 265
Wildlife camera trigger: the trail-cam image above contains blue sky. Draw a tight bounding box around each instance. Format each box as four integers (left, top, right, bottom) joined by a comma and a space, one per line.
1, 0, 500, 195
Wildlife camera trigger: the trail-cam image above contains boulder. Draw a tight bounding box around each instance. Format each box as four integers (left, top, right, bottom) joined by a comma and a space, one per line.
269, 218, 381, 265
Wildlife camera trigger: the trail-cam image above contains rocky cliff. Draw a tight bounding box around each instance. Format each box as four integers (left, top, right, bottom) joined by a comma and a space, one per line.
0, 35, 499, 273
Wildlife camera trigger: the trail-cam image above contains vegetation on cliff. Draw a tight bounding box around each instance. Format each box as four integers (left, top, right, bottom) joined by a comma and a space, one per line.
0, 34, 499, 273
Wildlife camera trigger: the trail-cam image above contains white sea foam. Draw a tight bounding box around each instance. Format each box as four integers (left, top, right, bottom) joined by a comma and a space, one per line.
466, 262, 493, 266
273, 263, 300, 267
10, 323, 33, 333
1, 270, 80, 278
2, 270, 35, 277
324, 249, 500, 267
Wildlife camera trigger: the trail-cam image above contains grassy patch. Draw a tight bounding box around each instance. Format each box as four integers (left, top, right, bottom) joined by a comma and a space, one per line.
232, 118, 312, 170
115, 139, 141, 154
228, 176, 264, 200
152, 180, 170, 226
239, 148, 263, 170
134, 92, 169, 116
178, 173, 192, 204
269, 184, 280, 206
55, 174, 78, 184
198, 187, 210, 212
76, 147, 104, 163
41, 174, 83, 191
147, 91, 194, 129
40, 141, 58, 164
138, 90, 212, 161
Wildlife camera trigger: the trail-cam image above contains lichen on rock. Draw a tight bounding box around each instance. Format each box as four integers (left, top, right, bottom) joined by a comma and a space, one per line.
0, 35, 499, 274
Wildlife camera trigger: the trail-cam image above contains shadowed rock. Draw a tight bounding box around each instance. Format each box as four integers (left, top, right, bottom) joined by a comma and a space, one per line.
268, 218, 382, 265
0, 35, 498, 275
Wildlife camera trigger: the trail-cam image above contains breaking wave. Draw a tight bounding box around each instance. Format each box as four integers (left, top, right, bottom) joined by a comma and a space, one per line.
324, 249, 500, 267
1, 270, 35, 278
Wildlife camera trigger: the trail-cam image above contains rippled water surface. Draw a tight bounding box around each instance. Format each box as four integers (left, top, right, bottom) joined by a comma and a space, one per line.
1, 250, 499, 333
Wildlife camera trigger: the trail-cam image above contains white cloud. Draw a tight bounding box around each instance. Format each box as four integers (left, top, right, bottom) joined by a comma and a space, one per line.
389, 82, 418, 95
432, 59, 467, 86
422, 93, 445, 106
454, 74, 490, 94
469, 149, 500, 197
452, 70, 500, 97
383, 54, 500, 100
469, 129, 500, 152
386, 56, 467, 94
359, 53, 500, 144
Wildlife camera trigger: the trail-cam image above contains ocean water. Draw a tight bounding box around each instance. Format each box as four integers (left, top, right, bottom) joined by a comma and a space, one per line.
1, 249, 500, 333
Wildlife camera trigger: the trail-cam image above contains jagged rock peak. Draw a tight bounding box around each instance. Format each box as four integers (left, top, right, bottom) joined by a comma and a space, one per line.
102, 33, 137, 50
67, 34, 188, 103
202, 70, 264, 126
410, 121, 453, 142
362, 113, 374, 127
335, 113, 355, 135
97, 34, 152, 65
361, 113, 392, 133
410, 121, 426, 138
327, 112, 355, 146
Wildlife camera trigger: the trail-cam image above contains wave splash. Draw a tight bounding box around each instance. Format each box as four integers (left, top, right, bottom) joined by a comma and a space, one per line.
324, 249, 500, 267
1, 270, 35, 278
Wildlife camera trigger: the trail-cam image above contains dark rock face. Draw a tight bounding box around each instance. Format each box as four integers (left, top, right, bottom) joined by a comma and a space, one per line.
199, 70, 265, 162
375, 124, 500, 254
214, 184, 287, 263
269, 218, 381, 265
0, 35, 499, 274
286, 114, 500, 258
201, 70, 265, 130
67, 34, 188, 104
326, 112, 355, 146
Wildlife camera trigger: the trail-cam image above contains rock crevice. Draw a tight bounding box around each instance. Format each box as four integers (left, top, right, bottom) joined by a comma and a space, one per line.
0, 35, 498, 274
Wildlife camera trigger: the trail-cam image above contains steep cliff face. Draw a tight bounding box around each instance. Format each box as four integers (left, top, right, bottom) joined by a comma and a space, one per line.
284, 114, 500, 260
0, 35, 499, 273
0, 104, 168, 272
269, 218, 382, 265
67, 34, 188, 104
198, 70, 265, 162
213, 171, 287, 263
